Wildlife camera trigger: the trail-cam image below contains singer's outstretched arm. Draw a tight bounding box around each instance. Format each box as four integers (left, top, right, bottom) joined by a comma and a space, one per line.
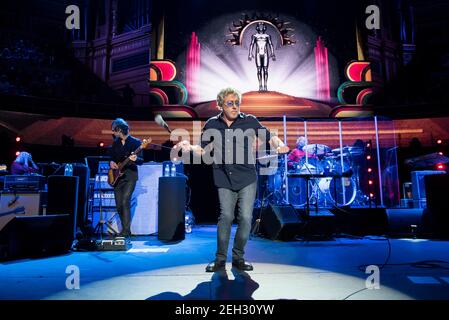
269, 135, 289, 153
173, 140, 205, 156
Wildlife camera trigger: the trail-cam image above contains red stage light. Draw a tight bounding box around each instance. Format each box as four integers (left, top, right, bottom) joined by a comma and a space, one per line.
98, 142, 105, 148
368, 168, 372, 173
368, 180, 373, 185
369, 193, 374, 198
366, 143, 371, 148
437, 139, 442, 144
366, 155, 371, 160
437, 163, 445, 170
15, 151, 20, 156
439, 152, 443, 155
15, 136, 21, 142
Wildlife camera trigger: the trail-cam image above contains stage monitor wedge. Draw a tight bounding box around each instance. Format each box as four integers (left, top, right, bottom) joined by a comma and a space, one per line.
261, 204, 302, 241
0, 215, 72, 261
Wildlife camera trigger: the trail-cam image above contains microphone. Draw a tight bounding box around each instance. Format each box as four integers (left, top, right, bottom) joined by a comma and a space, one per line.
154, 114, 172, 133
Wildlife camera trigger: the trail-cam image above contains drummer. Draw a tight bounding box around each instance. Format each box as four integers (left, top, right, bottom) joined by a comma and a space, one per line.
287, 136, 317, 169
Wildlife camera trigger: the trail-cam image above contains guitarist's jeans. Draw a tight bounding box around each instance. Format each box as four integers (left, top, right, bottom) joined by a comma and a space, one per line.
113, 174, 137, 236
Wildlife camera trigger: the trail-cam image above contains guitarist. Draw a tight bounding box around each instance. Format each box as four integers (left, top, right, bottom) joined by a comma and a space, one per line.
108, 118, 144, 239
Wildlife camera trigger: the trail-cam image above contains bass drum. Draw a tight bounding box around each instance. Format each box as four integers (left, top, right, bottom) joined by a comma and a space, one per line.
287, 176, 307, 207
318, 177, 356, 206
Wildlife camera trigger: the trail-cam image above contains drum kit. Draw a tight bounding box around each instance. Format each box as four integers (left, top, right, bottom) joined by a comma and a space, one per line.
258, 144, 368, 208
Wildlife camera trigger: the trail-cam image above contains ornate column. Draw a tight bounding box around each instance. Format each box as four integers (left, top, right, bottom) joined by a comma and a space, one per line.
186, 32, 201, 104
314, 36, 330, 101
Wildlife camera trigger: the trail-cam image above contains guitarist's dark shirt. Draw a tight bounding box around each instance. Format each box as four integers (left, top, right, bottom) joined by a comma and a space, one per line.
108, 135, 144, 180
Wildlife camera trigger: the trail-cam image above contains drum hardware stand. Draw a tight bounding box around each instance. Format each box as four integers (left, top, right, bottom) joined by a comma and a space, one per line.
250, 191, 265, 239
251, 174, 270, 239
289, 172, 325, 241
266, 189, 286, 205
251, 153, 268, 238
350, 163, 369, 207
300, 159, 324, 215
251, 153, 287, 238
251, 178, 289, 238
263, 155, 287, 206
346, 148, 371, 207
254, 151, 263, 209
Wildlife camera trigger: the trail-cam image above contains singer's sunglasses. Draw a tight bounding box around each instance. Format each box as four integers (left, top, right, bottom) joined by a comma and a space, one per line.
224, 100, 241, 108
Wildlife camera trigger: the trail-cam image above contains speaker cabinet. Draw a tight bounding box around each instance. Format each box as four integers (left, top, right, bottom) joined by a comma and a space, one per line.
425, 174, 449, 238
261, 204, 302, 240
158, 176, 186, 241
91, 163, 163, 235
72, 163, 90, 229
411, 170, 446, 200
0, 191, 44, 232
47, 175, 79, 242
132, 163, 163, 235
386, 208, 425, 237
0, 214, 72, 260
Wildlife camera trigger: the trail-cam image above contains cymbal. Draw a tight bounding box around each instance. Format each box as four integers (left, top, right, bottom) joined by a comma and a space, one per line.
302, 144, 331, 155
256, 154, 279, 161
332, 146, 363, 155
328, 154, 349, 159
405, 152, 449, 167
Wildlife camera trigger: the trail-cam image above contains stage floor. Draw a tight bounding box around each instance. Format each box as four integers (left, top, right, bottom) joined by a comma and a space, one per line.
1, 225, 449, 300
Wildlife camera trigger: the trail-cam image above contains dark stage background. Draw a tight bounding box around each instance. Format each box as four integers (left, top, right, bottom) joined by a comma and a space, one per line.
0, 0, 449, 224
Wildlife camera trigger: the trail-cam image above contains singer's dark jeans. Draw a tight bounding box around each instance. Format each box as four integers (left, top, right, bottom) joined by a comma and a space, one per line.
113, 174, 137, 236
216, 181, 257, 262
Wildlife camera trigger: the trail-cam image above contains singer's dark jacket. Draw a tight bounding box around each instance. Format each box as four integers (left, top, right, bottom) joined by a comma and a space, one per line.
108, 135, 144, 180
200, 112, 272, 191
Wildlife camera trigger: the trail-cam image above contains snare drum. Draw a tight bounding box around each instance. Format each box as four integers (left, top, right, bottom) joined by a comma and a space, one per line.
296, 157, 323, 174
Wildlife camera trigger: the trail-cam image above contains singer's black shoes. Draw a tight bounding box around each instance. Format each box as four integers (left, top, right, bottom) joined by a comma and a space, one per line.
205, 260, 226, 272
232, 259, 253, 271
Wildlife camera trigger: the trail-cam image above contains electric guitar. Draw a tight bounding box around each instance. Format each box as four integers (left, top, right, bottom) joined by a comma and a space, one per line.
107, 138, 151, 187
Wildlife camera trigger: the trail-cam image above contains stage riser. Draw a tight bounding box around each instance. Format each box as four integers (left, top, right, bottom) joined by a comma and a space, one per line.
255, 206, 446, 238
331, 208, 388, 236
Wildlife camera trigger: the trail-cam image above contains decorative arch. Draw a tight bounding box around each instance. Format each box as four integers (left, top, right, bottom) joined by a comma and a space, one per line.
240, 20, 283, 45
226, 14, 295, 46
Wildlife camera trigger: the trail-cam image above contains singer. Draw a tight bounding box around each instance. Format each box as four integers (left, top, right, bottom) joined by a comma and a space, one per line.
174, 87, 289, 272
108, 118, 144, 239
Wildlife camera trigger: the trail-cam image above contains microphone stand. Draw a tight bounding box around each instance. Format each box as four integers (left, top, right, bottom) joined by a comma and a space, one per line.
148, 143, 173, 150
